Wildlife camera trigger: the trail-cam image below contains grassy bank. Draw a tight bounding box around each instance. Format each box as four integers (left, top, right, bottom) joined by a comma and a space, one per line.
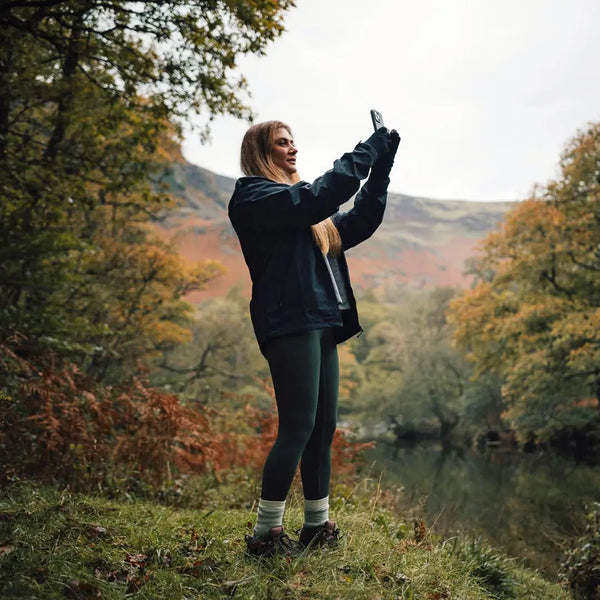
0, 479, 569, 600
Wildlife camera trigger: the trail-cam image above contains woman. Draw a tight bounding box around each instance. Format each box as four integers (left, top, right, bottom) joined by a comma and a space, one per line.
228, 119, 400, 557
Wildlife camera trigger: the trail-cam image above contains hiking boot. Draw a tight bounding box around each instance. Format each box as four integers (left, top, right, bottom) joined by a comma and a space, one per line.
298, 519, 340, 549
245, 526, 301, 558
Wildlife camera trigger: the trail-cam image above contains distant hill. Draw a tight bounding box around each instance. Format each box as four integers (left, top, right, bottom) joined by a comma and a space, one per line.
158, 161, 514, 302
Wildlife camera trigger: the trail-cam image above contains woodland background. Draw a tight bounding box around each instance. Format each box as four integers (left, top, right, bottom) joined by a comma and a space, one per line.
1, 0, 600, 497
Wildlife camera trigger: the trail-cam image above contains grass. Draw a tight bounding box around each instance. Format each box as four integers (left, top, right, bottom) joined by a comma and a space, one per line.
0, 477, 570, 600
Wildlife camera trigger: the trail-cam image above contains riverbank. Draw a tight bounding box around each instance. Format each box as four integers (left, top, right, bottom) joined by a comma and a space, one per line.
364, 440, 600, 577
0, 480, 569, 599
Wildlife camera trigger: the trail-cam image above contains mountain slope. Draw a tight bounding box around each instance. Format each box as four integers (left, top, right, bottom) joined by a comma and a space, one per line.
159, 161, 514, 301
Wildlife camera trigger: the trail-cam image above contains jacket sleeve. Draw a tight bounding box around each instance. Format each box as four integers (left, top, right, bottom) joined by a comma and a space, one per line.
332, 173, 389, 251
228, 142, 378, 232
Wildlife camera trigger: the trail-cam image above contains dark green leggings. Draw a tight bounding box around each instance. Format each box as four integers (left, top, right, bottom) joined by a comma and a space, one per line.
261, 328, 339, 501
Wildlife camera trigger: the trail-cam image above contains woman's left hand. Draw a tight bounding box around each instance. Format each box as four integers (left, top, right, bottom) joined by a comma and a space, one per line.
371, 129, 401, 179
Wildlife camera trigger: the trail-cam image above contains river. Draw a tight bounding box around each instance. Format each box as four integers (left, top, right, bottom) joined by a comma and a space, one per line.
364, 441, 600, 576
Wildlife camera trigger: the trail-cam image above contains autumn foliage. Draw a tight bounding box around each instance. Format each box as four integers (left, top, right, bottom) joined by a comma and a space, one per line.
448, 121, 600, 443
0, 338, 220, 487
0, 334, 371, 492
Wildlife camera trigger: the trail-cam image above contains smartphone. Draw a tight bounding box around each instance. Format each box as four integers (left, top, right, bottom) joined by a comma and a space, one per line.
370, 109, 385, 131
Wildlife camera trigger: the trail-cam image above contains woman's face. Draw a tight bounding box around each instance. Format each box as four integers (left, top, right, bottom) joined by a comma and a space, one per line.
271, 127, 297, 177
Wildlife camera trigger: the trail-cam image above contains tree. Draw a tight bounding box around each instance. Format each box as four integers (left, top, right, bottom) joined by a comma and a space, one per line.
0, 0, 294, 131
154, 289, 267, 403
343, 297, 405, 419
0, 0, 295, 382
448, 121, 600, 441
0, 1, 297, 486
343, 286, 494, 442
386, 287, 473, 442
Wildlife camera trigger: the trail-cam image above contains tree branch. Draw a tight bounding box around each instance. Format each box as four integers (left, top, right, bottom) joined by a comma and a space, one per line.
0, 0, 65, 14
540, 266, 574, 298
568, 251, 600, 272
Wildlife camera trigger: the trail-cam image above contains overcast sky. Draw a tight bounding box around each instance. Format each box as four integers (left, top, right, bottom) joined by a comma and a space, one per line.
181, 0, 600, 202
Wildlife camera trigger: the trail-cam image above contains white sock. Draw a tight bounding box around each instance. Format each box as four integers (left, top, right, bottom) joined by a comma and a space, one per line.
254, 498, 286, 538
303, 496, 329, 528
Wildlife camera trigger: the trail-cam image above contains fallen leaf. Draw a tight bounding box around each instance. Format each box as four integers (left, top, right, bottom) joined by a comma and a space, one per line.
126, 553, 147, 567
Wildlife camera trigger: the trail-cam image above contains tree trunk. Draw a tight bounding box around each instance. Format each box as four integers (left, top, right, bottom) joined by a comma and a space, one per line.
0, 34, 12, 158
43, 14, 83, 161
431, 397, 459, 440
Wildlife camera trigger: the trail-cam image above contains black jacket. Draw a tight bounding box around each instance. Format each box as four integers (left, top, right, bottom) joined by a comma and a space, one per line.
228, 140, 389, 352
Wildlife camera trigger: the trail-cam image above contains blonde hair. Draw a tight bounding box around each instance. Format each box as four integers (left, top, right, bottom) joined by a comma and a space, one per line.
240, 120, 341, 256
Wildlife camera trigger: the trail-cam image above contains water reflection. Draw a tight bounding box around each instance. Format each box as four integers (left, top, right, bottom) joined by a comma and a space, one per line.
366, 442, 600, 575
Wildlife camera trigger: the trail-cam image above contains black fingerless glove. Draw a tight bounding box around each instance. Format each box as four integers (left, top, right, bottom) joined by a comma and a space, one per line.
370, 129, 401, 180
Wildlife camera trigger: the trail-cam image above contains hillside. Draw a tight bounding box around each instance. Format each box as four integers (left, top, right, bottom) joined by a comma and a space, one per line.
159, 161, 514, 302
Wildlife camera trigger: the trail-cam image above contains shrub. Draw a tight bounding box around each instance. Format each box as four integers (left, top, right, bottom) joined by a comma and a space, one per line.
559, 502, 600, 600
0, 355, 223, 490
451, 537, 517, 599
1, 352, 372, 497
